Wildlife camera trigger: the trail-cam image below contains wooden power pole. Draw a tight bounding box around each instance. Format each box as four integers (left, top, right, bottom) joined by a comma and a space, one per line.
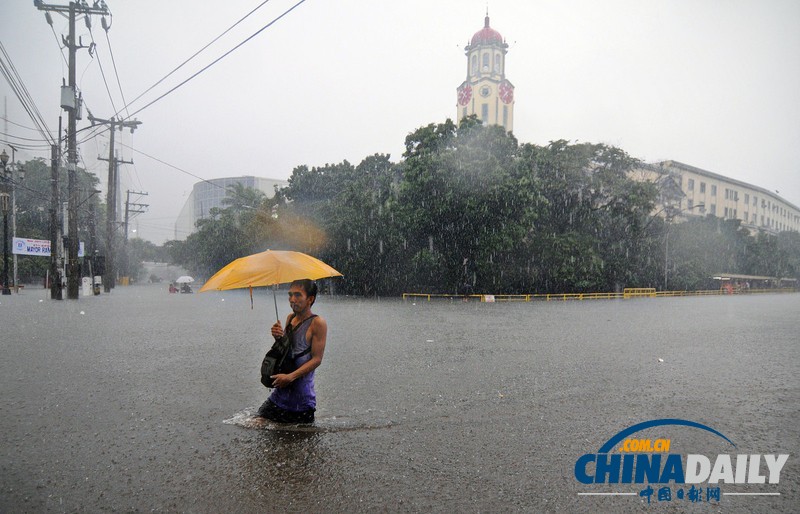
35, 0, 109, 299
89, 114, 140, 292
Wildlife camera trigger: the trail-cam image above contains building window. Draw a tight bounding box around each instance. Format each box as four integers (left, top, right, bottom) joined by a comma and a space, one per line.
688, 178, 694, 191
699, 202, 705, 213
482, 53, 489, 71
753, 196, 757, 206
471, 55, 478, 74
711, 185, 717, 196
710, 204, 716, 215
481, 103, 488, 123
752, 213, 757, 223
733, 209, 737, 218
744, 193, 749, 204
687, 199, 693, 210
724, 189, 729, 200
494, 53, 502, 73
700, 182, 706, 193
724, 207, 729, 218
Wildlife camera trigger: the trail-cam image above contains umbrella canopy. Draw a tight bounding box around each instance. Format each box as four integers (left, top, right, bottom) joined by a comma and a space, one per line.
175, 276, 195, 283
199, 250, 342, 292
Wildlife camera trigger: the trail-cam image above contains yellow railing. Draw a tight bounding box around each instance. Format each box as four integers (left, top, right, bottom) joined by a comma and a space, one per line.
531, 292, 623, 301
623, 288, 656, 298
402, 288, 797, 301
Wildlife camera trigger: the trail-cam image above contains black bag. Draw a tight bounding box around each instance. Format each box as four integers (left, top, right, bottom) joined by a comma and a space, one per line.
260, 315, 297, 388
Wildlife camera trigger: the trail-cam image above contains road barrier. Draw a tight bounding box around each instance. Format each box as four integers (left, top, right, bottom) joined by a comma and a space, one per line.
402, 288, 797, 302
623, 288, 656, 298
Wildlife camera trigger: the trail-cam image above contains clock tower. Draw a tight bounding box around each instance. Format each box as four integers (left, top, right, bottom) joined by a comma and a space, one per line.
456, 14, 514, 132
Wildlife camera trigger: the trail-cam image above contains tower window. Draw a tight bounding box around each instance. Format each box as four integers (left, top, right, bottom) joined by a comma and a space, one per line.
494, 53, 502, 72
503, 105, 508, 128
482, 53, 489, 71
471, 55, 478, 75
481, 103, 488, 123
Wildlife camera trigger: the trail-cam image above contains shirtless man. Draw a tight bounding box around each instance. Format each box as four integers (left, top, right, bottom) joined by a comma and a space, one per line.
255, 279, 328, 424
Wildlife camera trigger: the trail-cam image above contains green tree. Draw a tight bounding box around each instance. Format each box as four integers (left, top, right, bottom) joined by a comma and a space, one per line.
522, 140, 657, 292
13, 158, 102, 283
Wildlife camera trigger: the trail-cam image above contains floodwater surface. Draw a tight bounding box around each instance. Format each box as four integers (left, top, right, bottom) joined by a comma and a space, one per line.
1, 285, 798, 512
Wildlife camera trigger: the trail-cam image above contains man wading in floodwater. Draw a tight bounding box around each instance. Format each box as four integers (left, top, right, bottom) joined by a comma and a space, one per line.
255, 279, 328, 424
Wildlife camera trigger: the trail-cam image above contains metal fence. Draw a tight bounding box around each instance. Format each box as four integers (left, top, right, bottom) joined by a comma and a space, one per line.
401, 288, 797, 302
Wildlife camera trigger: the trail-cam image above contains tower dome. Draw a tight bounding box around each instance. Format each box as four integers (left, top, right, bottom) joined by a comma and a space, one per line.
470, 15, 504, 46
457, 14, 514, 132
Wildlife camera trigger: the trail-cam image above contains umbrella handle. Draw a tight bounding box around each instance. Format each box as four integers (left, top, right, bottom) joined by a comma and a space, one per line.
273, 285, 280, 322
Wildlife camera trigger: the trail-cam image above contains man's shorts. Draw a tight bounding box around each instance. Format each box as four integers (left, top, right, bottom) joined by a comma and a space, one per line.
256, 400, 315, 424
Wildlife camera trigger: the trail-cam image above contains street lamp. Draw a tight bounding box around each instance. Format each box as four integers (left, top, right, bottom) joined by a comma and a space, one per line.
1, 149, 11, 295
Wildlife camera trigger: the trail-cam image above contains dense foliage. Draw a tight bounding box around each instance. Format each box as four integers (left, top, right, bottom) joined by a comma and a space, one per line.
11, 157, 103, 283
11, 118, 798, 294
163, 117, 800, 295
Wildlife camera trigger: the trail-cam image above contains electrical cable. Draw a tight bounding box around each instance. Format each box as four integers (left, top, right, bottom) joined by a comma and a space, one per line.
0, 138, 52, 151
116, 140, 273, 211
0, 117, 45, 133
49, 22, 69, 69
122, 0, 307, 121
0, 42, 56, 145
0, 130, 52, 143
116, 140, 226, 190
103, 28, 130, 120
116, 0, 273, 119
87, 25, 119, 115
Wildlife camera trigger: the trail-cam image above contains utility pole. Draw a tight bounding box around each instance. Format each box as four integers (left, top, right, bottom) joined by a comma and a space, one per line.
49, 139, 62, 300
92, 114, 139, 292
122, 190, 148, 280
35, 0, 109, 299
124, 191, 148, 243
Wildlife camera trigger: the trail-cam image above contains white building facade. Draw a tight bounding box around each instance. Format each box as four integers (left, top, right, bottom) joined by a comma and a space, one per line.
174, 176, 287, 240
636, 161, 800, 234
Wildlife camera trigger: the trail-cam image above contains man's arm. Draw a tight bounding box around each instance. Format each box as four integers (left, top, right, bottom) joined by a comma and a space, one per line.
270, 313, 294, 340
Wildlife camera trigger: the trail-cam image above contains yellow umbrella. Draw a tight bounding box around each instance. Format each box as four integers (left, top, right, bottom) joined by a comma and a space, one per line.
199, 250, 342, 319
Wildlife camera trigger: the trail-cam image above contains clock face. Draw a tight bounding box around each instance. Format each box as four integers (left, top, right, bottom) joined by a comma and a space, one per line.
480, 85, 491, 98
458, 84, 472, 106
499, 80, 514, 104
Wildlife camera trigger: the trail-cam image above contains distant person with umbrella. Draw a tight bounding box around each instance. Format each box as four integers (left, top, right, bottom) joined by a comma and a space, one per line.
255, 278, 328, 424
176, 275, 194, 293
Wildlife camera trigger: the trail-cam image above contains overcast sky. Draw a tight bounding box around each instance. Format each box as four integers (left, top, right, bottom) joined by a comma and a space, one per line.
2, 0, 799, 243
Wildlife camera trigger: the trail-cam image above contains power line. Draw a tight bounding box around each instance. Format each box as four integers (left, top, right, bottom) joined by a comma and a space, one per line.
0, 41, 57, 145
117, 141, 277, 210
0, 130, 52, 143
117, 140, 225, 191
0, 116, 46, 133
117, 0, 272, 119
102, 26, 130, 119
123, 0, 307, 120
0, 138, 52, 151
49, 20, 69, 69
87, 25, 119, 114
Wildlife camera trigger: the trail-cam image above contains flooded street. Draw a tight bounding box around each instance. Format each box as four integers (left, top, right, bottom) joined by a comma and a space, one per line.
2, 286, 798, 512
